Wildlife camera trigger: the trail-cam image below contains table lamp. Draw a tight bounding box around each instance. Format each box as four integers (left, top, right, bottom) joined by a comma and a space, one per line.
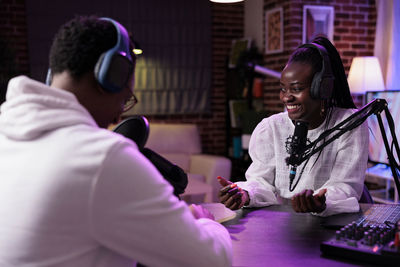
348, 56, 386, 94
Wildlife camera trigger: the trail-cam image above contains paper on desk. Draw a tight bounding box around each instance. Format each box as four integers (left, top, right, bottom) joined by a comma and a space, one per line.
200, 203, 237, 223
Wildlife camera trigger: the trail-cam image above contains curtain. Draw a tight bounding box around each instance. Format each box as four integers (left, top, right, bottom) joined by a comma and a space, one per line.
126, 0, 212, 115
25, 0, 211, 115
374, 0, 400, 89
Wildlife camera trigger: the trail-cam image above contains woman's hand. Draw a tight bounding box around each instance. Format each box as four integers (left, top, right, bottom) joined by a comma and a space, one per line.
217, 176, 249, 210
291, 189, 327, 213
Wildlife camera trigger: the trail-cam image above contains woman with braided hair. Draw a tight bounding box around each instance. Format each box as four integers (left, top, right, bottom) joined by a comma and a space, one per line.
219, 36, 368, 217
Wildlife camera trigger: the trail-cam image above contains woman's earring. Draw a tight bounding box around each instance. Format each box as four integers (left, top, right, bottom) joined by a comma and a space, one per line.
320, 100, 326, 117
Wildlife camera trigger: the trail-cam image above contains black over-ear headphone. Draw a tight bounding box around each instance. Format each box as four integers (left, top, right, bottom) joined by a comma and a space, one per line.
94, 17, 134, 93
46, 17, 134, 93
298, 43, 334, 100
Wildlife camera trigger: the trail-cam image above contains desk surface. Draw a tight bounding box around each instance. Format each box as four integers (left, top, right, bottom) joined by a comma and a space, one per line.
222, 205, 371, 267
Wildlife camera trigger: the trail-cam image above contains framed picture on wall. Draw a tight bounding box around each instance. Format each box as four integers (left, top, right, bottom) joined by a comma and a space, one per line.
265, 7, 283, 54
302, 5, 334, 43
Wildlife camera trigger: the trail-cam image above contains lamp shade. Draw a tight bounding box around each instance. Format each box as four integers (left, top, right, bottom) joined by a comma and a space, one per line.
347, 56, 385, 93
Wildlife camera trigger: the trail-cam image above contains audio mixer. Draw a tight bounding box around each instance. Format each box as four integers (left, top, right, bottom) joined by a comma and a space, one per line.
320, 204, 400, 265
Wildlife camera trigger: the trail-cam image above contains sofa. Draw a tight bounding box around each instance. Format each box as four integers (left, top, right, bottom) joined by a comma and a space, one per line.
145, 123, 232, 203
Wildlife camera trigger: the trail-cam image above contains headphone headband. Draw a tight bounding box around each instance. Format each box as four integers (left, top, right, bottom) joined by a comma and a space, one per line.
298, 42, 334, 100
100, 18, 133, 62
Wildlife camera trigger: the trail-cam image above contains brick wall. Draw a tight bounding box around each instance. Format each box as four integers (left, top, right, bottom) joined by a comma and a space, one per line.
0, 0, 29, 103
0, 0, 29, 74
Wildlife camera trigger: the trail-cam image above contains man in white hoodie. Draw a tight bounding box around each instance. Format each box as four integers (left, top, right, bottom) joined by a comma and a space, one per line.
0, 16, 232, 267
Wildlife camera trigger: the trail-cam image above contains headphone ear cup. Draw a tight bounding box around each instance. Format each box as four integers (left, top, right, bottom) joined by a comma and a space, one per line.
320, 75, 334, 99
310, 71, 322, 99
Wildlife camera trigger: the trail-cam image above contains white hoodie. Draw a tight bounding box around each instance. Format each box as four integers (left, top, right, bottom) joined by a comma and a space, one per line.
0, 76, 232, 267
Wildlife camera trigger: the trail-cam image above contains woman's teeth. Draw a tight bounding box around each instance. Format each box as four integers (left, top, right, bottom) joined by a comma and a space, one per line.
287, 104, 300, 110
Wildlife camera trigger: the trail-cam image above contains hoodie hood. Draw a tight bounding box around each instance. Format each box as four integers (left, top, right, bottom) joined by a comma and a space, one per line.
0, 76, 97, 141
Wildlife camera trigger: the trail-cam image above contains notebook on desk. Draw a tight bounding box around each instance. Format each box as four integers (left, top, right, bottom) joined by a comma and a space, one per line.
320, 203, 400, 229
200, 203, 237, 223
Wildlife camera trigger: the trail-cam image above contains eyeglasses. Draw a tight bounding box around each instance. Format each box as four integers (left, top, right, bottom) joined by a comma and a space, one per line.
122, 93, 138, 112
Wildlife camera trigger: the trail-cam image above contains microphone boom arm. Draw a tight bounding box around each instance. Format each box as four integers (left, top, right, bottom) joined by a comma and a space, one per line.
293, 99, 400, 199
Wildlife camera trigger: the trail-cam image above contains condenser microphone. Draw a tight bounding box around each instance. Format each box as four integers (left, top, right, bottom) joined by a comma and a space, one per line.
286, 121, 309, 187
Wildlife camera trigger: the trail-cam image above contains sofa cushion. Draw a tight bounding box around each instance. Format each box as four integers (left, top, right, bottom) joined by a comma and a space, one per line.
187, 173, 206, 183
147, 123, 201, 154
